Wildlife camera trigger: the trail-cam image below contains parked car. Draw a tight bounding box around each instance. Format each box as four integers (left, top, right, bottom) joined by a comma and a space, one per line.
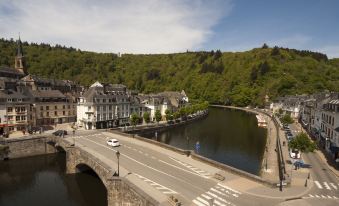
53, 130, 68, 137
107, 139, 120, 147
286, 133, 293, 141
289, 148, 301, 159
283, 124, 290, 129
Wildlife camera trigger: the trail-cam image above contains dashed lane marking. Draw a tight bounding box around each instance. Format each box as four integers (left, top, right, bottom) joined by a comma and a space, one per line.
134, 173, 177, 195
323, 182, 331, 190
168, 156, 212, 178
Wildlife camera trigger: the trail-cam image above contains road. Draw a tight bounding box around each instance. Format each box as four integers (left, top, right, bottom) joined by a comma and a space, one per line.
66, 130, 281, 206
288, 123, 339, 203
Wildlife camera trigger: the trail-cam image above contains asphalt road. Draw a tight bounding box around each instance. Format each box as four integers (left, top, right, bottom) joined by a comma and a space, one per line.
65, 130, 281, 206
288, 123, 339, 203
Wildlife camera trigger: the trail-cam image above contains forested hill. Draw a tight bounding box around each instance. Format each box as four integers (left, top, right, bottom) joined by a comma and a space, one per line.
0, 38, 338, 106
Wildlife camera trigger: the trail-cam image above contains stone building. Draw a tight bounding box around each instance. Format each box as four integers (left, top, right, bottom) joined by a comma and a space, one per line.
77, 82, 132, 130
0, 90, 31, 134
24, 89, 77, 126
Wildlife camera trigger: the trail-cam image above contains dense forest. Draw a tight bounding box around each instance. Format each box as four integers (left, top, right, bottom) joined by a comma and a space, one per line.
1, 38, 338, 107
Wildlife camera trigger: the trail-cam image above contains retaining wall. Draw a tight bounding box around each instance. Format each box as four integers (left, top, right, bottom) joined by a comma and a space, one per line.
0, 135, 57, 159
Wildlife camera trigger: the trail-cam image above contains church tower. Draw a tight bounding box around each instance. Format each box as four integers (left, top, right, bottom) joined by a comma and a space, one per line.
14, 36, 27, 74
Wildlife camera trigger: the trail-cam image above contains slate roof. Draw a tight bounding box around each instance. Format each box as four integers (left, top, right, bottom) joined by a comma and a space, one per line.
0, 89, 28, 99
29, 90, 65, 98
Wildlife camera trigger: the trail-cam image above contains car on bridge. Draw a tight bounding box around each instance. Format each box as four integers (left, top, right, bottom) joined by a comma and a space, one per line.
289, 148, 301, 159
107, 139, 120, 147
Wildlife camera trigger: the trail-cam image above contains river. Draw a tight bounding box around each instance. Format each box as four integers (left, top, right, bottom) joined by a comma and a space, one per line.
142, 107, 267, 175
0, 153, 106, 206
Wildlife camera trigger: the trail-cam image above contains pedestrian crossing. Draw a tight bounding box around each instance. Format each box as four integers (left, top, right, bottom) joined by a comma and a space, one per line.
192, 183, 241, 206
314, 181, 339, 190
304, 194, 338, 199
168, 156, 212, 178
134, 173, 177, 195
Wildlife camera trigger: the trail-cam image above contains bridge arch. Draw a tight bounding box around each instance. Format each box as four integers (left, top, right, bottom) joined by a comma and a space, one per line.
75, 163, 108, 188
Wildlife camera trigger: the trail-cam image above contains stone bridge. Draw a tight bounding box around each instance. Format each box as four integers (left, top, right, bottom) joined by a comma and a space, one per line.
53, 137, 158, 206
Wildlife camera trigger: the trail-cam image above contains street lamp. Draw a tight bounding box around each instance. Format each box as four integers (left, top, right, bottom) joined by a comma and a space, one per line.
186, 136, 190, 150
116, 150, 120, 177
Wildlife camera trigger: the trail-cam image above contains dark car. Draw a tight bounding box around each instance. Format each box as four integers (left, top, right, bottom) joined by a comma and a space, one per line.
53, 130, 68, 137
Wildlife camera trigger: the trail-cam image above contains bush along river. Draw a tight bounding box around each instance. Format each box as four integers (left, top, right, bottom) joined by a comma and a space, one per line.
0, 153, 107, 206
142, 107, 267, 175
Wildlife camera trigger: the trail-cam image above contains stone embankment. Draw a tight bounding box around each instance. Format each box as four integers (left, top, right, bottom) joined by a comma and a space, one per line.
123, 110, 208, 135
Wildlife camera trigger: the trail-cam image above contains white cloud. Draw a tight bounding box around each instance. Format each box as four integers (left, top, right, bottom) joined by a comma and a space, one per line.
0, 0, 232, 53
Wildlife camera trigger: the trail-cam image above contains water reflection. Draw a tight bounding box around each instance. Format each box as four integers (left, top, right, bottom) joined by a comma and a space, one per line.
142, 107, 267, 175
0, 154, 106, 206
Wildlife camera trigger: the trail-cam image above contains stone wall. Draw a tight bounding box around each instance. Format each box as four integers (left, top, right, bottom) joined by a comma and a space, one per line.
1, 136, 57, 159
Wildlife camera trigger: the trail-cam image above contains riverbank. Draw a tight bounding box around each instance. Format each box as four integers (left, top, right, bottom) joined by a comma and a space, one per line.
122, 110, 208, 135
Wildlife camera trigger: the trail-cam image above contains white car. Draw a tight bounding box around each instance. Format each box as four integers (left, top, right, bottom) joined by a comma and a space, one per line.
107, 139, 120, 147
289, 148, 301, 159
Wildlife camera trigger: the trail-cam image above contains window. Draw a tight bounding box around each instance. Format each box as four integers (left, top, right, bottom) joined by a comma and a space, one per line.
103, 99, 106, 103
55, 105, 58, 109
7, 107, 13, 112
63, 105, 66, 109
40, 112, 43, 117
21, 116, 26, 120
63, 111, 65, 115
46, 112, 49, 117
7, 98, 12, 102
46, 106, 49, 110
40, 106, 43, 110
97, 114, 100, 121
109, 105, 112, 110
21, 107, 26, 112
88, 106, 91, 110
68, 105, 70, 109
15, 107, 20, 112
68, 111, 71, 115
55, 111, 58, 116
16, 116, 20, 121
7, 116, 13, 120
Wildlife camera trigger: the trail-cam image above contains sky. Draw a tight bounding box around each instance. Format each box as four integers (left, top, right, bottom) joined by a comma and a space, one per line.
0, 0, 338, 58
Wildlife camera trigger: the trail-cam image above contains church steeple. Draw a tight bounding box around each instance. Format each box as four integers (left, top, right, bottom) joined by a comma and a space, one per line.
15, 34, 27, 74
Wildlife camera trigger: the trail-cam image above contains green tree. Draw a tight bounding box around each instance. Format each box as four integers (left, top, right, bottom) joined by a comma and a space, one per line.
130, 113, 140, 129
173, 111, 180, 120
143, 112, 150, 124
165, 109, 173, 121
289, 132, 317, 152
280, 114, 294, 124
155, 110, 162, 124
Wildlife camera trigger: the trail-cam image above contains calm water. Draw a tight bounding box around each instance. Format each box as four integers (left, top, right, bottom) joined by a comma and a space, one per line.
142, 107, 267, 175
0, 153, 106, 206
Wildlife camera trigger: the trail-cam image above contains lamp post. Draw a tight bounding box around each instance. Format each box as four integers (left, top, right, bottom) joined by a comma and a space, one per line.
116, 150, 120, 177
186, 136, 190, 150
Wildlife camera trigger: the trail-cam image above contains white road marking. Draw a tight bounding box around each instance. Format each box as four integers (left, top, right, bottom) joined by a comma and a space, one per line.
330, 182, 337, 190
321, 195, 326, 198
168, 156, 211, 177
315, 195, 320, 198
333, 196, 338, 199
206, 191, 232, 205
159, 160, 209, 179
327, 195, 332, 199
193, 199, 207, 206
197, 197, 210, 205
323, 182, 331, 190
217, 183, 242, 194
309, 194, 314, 198
314, 181, 323, 189
134, 173, 177, 194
